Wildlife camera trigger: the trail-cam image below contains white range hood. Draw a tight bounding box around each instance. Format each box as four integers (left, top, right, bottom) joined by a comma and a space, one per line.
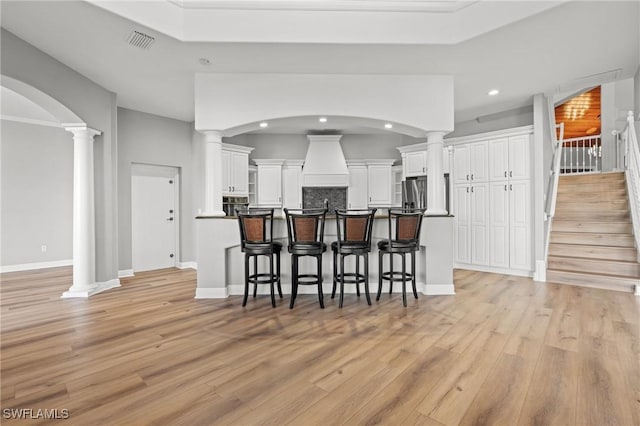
301, 134, 349, 187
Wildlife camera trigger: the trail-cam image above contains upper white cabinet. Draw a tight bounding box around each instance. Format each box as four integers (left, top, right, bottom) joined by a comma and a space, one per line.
282, 160, 303, 209
488, 134, 530, 181
453, 142, 489, 184
347, 161, 368, 210
255, 159, 284, 207
366, 160, 395, 207
222, 143, 253, 196
404, 151, 427, 177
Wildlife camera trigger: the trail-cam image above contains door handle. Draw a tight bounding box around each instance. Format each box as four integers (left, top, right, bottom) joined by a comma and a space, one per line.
167, 217, 174, 222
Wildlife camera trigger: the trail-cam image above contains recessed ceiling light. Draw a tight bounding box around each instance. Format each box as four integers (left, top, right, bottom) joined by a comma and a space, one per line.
259, 122, 268, 128
319, 117, 328, 123
199, 58, 211, 66
384, 123, 393, 129
488, 89, 500, 96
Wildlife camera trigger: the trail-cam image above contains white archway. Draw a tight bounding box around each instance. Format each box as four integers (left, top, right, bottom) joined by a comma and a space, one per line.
1, 75, 118, 297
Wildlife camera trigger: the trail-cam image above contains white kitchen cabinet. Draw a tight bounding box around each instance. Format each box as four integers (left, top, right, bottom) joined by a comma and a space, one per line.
392, 165, 403, 206
255, 159, 284, 207
404, 151, 427, 177
347, 162, 368, 209
367, 161, 394, 207
222, 144, 253, 196
488, 135, 530, 181
282, 160, 303, 209
450, 127, 533, 274
248, 166, 257, 205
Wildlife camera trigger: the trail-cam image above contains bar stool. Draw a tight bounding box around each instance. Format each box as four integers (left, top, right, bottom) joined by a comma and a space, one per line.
236, 208, 283, 308
284, 207, 327, 309
331, 208, 377, 308
377, 208, 425, 307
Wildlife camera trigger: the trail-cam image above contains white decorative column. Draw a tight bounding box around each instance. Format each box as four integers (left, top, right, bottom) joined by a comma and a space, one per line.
62, 125, 100, 298
201, 130, 226, 217
426, 131, 448, 215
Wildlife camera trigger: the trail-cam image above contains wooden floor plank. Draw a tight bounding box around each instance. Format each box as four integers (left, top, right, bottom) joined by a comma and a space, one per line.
0, 266, 638, 425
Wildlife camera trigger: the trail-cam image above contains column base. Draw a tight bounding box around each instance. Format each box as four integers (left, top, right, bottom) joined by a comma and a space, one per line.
422, 283, 456, 295
533, 260, 547, 282
61, 278, 121, 298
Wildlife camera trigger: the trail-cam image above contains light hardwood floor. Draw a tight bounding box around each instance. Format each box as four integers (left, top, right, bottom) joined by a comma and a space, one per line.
1, 267, 639, 425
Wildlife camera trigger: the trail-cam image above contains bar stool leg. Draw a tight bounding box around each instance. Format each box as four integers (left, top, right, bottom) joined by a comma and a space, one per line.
364, 253, 372, 305
411, 251, 418, 299
317, 255, 325, 309
253, 255, 258, 298
402, 253, 407, 307
242, 253, 250, 307
290, 255, 298, 309
377, 250, 383, 301
389, 252, 394, 295
277, 251, 283, 298
332, 249, 337, 299
339, 254, 345, 308
354, 256, 360, 297
269, 253, 276, 308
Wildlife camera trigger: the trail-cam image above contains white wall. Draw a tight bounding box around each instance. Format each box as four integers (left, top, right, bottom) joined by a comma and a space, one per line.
1, 121, 73, 267
635, 66, 640, 119
1, 29, 118, 282
118, 108, 196, 271
446, 106, 533, 139
195, 73, 454, 133
601, 78, 635, 171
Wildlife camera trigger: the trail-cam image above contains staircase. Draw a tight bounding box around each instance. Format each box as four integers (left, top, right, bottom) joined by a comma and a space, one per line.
547, 172, 640, 292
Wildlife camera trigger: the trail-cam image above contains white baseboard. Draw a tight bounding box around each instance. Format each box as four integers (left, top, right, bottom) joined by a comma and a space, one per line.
118, 269, 134, 278
453, 263, 534, 278
195, 287, 228, 298
533, 260, 547, 282
1, 259, 73, 273
61, 278, 121, 298
635, 285, 640, 297
177, 261, 197, 270
223, 282, 456, 296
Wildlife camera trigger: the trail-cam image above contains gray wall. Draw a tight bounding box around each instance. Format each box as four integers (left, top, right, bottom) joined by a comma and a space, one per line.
118, 108, 196, 270
224, 133, 405, 162
446, 106, 534, 139
1, 29, 118, 282
1, 121, 73, 266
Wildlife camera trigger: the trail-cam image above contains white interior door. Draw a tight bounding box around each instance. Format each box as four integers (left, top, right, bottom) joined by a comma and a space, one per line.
132, 166, 178, 272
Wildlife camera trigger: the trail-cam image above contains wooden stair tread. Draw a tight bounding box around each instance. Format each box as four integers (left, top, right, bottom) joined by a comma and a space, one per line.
547, 255, 640, 278
546, 269, 638, 293
548, 243, 638, 261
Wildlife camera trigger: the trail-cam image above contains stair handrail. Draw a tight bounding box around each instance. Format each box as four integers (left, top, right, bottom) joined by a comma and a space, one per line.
620, 110, 640, 262
544, 122, 565, 260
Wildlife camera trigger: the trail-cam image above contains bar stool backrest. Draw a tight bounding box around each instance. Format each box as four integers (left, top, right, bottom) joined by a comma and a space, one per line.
388, 208, 425, 249
236, 208, 275, 247
284, 208, 327, 245
335, 208, 377, 249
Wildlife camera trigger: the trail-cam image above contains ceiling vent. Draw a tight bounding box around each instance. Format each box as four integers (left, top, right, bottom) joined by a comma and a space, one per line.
127, 30, 155, 49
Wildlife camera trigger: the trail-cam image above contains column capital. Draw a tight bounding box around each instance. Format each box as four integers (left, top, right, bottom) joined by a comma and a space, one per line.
63, 123, 102, 139
425, 131, 446, 144
201, 130, 223, 143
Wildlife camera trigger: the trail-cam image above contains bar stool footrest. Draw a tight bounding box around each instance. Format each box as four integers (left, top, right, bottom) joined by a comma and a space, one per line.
381, 271, 414, 282
335, 272, 367, 285
248, 273, 279, 285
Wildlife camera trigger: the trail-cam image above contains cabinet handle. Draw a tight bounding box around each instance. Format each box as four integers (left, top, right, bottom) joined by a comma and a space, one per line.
232, 186, 235, 192
509, 171, 513, 178
504, 184, 507, 191
471, 174, 474, 180
510, 184, 513, 191
466, 187, 469, 193
471, 186, 474, 192
504, 171, 507, 178
466, 174, 469, 181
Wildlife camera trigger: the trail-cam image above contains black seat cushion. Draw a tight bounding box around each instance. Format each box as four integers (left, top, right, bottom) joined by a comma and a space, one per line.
377, 239, 418, 252
289, 241, 326, 255
331, 240, 370, 253
243, 241, 283, 255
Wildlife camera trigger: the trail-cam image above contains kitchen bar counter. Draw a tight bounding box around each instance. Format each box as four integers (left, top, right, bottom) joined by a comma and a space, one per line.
194, 215, 455, 299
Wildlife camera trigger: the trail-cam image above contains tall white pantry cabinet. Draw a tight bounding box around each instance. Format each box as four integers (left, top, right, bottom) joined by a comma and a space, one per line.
449, 127, 533, 276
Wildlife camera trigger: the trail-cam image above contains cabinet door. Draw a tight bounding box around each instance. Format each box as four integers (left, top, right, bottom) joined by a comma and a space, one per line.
509, 180, 531, 270
453, 144, 470, 184
453, 184, 470, 264
470, 182, 489, 265
282, 166, 301, 209
221, 150, 232, 195
488, 137, 509, 181
367, 165, 392, 206
231, 152, 249, 195
405, 151, 427, 177
469, 141, 489, 182
489, 181, 510, 268
348, 167, 368, 209
257, 165, 282, 206
508, 135, 531, 181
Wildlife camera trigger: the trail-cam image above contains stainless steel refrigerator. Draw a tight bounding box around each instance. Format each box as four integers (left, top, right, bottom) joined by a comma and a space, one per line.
401, 174, 450, 213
